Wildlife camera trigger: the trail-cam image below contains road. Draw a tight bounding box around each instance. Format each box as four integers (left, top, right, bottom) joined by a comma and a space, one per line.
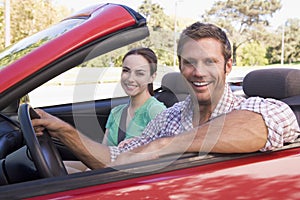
28, 65, 300, 107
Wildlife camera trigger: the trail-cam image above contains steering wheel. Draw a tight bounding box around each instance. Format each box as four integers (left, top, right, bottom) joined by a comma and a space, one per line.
18, 104, 67, 178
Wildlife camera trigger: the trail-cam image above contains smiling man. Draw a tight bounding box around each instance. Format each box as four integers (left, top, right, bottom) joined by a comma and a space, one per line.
32, 22, 300, 169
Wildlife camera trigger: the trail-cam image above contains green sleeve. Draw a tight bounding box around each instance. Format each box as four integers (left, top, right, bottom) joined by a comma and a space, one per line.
148, 98, 167, 119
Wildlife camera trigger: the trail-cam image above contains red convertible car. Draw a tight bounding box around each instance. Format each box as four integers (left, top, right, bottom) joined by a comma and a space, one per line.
0, 3, 299, 199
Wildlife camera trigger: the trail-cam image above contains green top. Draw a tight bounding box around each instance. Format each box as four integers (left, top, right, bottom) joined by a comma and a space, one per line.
105, 97, 166, 146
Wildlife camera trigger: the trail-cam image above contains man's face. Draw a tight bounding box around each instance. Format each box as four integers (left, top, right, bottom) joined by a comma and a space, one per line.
179, 38, 232, 106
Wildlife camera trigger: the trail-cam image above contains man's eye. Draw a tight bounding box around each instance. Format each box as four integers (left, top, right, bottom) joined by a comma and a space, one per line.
205, 59, 216, 65
183, 59, 195, 66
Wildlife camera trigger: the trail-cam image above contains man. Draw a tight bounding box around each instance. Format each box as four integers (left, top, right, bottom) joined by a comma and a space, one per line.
33, 22, 300, 169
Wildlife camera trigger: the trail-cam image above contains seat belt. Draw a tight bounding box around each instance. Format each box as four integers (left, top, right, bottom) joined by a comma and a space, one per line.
117, 105, 128, 144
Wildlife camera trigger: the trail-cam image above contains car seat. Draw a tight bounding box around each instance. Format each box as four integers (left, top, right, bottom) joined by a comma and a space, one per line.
243, 68, 300, 125
155, 72, 190, 107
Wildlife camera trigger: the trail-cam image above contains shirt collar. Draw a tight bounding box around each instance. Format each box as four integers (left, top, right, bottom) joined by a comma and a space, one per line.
211, 83, 236, 119
181, 83, 237, 127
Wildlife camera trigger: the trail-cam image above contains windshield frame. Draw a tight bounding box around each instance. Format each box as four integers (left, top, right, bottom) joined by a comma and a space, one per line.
0, 18, 87, 70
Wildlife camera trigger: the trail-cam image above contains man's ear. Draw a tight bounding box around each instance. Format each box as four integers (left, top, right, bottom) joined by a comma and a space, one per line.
225, 58, 232, 74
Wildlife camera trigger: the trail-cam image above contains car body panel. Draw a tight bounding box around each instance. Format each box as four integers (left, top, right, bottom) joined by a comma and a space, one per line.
60, 155, 300, 199
0, 148, 298, 199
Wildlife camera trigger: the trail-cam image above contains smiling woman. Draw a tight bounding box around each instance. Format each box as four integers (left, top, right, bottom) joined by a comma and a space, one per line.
103, 47, 166, 146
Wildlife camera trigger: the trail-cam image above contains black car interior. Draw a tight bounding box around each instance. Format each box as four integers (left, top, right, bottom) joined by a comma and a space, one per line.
155, 72, 190, 107
243, 68, 300, 125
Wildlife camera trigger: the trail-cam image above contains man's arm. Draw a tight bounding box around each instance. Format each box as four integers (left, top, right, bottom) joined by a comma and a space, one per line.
112, 110, 267, 165
56, 127, 111, 169
32, 109, 111, 169
186, 110, 268, 153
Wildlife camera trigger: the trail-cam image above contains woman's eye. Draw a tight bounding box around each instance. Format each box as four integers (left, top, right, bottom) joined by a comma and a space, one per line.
136, 72, 145, 76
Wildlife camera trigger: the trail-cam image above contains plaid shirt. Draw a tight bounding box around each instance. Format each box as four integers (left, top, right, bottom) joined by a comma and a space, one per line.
109, 84, 300, 161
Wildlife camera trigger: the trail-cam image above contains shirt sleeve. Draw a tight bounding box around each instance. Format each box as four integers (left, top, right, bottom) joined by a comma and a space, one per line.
239, 97, 300, 151
109, 108, 171, 162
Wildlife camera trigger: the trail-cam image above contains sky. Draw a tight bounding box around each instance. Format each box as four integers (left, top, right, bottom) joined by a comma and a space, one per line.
53, 0, 299, 29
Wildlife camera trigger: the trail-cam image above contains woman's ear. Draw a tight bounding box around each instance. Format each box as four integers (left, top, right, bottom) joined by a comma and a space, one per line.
150, 72, 157, 83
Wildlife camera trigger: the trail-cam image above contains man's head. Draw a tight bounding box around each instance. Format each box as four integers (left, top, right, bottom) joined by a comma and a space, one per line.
177, 22, 232, 107
177, 22, 232, 65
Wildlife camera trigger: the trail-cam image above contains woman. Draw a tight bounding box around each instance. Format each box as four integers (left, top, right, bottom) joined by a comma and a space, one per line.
102, 47, 166, 146
65, 47, 166, 173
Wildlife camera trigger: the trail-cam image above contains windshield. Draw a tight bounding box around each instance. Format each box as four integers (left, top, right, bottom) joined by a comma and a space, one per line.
0, 18, 86, 70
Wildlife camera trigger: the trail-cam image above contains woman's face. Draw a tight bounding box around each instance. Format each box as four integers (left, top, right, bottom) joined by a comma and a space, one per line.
121, 54, 155, 97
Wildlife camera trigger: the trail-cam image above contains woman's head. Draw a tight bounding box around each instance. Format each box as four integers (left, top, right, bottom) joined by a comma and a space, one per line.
121, 47, 157, 97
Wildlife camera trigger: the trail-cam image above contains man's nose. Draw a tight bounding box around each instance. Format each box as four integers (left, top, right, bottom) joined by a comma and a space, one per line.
193, 64, 207, 76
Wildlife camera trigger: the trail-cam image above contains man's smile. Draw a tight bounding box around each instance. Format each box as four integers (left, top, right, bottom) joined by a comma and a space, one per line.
191, 81, 211, 87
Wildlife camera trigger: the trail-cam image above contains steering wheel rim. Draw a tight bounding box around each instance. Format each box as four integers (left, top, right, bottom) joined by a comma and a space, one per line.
18, 103, 67, 178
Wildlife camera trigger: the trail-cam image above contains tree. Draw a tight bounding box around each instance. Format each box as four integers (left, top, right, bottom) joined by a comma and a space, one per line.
237, 41, 268, 66
267, 18, 300, 64
281, 18, 300, 64
0, 0, 70, 50
202, 0, 281, 65
266, 32, 281, 64
85, 0, 176, 68
138, 0, 175, 66
0, 7, 4, 50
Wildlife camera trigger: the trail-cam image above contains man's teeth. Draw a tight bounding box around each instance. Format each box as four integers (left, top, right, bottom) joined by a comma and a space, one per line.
193, 82, 208, 86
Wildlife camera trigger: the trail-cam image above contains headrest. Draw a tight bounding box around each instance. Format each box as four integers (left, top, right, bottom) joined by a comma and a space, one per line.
161, 72, 190, 94
243, 68, 300, 99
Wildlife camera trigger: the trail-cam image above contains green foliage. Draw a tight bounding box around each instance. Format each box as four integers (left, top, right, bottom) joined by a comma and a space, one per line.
0, 8, 4, 50
237, 42, 268, 66
76, 0, 177, 68
202, 0, 281, 65
281, 19, 299, 64
284, 22, 299, 63
138, 0, 175, 66
266, 18, 300, 64
0, 0, 70, 50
